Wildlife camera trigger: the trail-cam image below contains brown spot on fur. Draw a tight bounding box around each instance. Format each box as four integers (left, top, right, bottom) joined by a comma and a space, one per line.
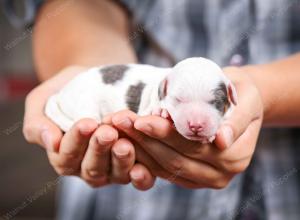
158, 79, 168, 100
101, 65, 128, 84
209, 82, 229, 115
126, 82, 146, 113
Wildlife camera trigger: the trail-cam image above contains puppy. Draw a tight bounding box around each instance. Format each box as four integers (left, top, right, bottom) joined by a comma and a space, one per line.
45, 57, 237, 143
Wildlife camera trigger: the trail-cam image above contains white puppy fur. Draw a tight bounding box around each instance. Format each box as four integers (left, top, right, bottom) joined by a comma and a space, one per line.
45, 57, 237, 143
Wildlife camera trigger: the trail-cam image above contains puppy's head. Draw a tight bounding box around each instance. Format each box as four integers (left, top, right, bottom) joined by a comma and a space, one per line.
159, 57, 237, 143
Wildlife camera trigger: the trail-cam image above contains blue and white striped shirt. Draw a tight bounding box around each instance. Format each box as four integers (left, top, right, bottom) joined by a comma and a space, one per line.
4, 0, 300, 219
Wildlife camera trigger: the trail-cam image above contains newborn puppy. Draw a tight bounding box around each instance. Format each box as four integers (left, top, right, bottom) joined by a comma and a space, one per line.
45, 57, 237, 143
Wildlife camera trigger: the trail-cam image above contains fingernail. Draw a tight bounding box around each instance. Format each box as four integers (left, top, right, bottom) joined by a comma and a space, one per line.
41, 130, 53, 151
99, 130, 116, 142
115, 117, 132, 129
113, 144, 130, 158
78, 123, 95, 136
222, 126, 234, 148
88, 170, 101, 177
130, 169, 144, 181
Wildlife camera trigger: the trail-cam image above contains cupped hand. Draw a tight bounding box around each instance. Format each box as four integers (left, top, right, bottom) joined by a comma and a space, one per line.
110, 66, 263, 189
23, 66, 155, 190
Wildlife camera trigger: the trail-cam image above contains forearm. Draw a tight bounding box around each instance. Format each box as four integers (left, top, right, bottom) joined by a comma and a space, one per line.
33, 0, 136, 81
244, 53, 300, 126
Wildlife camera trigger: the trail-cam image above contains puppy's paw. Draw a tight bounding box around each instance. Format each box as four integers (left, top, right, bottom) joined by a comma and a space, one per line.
160, 109, 170, 119
151, 107, 170, 119
151, 107, 162, 116
208, 135, 216, 143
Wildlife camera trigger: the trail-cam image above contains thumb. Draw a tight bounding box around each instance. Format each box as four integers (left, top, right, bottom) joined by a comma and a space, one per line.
23, 66, 87, 151
23, 88, 63, 152
23, 115, 63, 152
215, 111, 252, 150
214, 81, 262, 150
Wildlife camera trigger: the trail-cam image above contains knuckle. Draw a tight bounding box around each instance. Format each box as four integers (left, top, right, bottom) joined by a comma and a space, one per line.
22, 124, 34, 143
84, 176, 108, 188
221, 160, 249, 174
211, 178, 230, 189
54, 167, 77, 176
55, 168, 67, 176
25, 89, 36, 103
191, 144, 207, 157
61, 151, 80, 161
165, 157, 184, 174
81, 165, 108, 180
212, 180, 229, 189
51, 159, 79, 175
149, 165, 171, 180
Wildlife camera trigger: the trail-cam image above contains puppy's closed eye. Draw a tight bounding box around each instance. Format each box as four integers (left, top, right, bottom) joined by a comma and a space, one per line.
170, 95, 187, 104
175, 96, 187, 103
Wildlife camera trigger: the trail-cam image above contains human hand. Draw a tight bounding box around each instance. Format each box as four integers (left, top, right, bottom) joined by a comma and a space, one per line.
23, 66, 155, 190
110, 66, 263, 189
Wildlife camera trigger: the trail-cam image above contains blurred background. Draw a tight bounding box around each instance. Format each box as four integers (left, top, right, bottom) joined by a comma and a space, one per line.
0, 3, 57, 220
1, 1, 300, 220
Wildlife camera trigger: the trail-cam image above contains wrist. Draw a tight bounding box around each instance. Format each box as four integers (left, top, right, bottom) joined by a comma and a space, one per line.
240, 65, 274, 125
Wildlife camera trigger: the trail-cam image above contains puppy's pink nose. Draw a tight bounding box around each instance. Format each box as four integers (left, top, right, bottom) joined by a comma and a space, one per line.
188, 121, 204, 133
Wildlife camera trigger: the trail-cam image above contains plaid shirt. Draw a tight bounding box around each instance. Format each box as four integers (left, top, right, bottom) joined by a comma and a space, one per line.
4, 0, 300, 219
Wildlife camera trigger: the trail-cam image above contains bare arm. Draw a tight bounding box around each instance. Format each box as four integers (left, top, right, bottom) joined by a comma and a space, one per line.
33, 0, 136, 80
26, 0, 300, 191
107, 53, 300, 189
244, 53, 300, 126
24, 0, 155, 190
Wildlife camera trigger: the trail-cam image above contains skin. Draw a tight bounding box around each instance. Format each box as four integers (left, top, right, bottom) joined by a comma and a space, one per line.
23, 0, 300, 190
103, 69, 263, 188
24, 0, 154, 190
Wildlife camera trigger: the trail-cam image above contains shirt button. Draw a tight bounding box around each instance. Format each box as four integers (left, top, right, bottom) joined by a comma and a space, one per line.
229, 54, 244, 66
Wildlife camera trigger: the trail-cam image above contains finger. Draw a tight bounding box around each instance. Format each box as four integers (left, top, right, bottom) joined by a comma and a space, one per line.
136, 142, 224, 188
23, 66, 87, 151
134, 144, 201, 189
215, 83, 262, 149
215, 117, 262, 174
111, 109, 138, 127
134, 115, 197, 153
111, 110, 227, 187
47, 118, 98, 175
81, 124, 118, 185
59, 118, 98, 156
23, 94, 63, 151
134, 115, 220, 163
112, 114, 224, 188
112, 109, 219, 165
110, 138, 135, 184
130, 163, 156, 191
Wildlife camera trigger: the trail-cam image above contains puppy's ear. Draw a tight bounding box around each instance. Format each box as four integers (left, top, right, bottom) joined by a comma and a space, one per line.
158, 78, 168, 100
227, 82, 238, 105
